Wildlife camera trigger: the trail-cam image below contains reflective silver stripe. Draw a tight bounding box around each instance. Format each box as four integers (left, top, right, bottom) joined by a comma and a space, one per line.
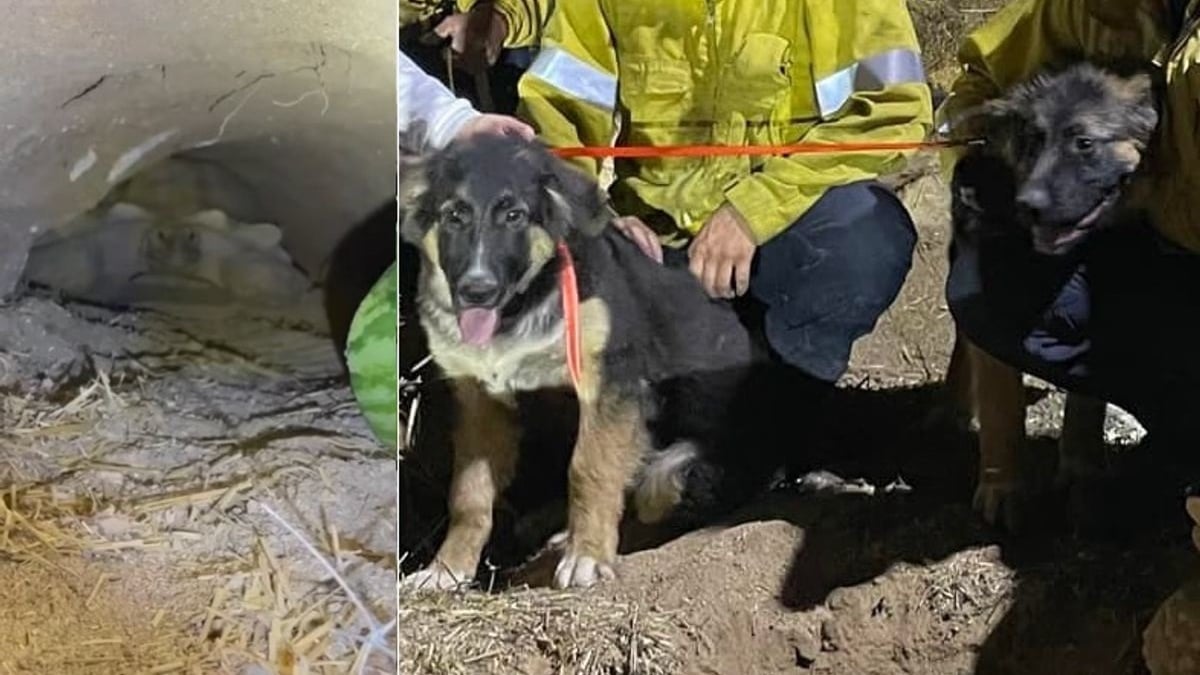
526, 45, 617, 110
814, 48, 926, 119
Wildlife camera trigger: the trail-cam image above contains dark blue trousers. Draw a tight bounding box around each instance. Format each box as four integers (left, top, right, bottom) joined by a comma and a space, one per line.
667, 180, 917, 384
947, 222, 1200, 437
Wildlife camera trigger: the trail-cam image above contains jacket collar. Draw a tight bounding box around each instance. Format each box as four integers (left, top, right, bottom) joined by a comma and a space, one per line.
1153, 0, 1199, 66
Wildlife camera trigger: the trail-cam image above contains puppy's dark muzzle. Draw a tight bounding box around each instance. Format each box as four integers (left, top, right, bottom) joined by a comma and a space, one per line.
456, 274, 502, 308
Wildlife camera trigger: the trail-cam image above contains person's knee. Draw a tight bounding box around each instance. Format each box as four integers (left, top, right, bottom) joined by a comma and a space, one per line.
945, 248, 1032, 367
945, 248, 1097, 398
824, 183, 916, 331
779, 181, 916, 312
820, 182, 917, 294
752, 181, 918, 380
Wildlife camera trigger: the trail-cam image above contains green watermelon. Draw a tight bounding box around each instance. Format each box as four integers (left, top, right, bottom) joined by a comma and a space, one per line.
345, 261, 398, 449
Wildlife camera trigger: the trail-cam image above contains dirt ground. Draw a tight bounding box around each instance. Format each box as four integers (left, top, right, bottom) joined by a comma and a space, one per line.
0, 292, 396, 673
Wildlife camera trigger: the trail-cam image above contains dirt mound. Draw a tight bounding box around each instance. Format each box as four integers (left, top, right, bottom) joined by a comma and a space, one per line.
604, 517, 1014, 675
609, 520, 816, 675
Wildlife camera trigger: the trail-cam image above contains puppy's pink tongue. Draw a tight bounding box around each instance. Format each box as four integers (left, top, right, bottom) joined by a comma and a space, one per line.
458, 308, 499, 346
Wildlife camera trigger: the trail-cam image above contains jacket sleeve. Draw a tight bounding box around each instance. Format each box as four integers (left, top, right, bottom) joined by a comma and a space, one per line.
515, 0, 618, 177
722, 0, 933, 244
456, 0, 552, 49
398, 49, 480, 153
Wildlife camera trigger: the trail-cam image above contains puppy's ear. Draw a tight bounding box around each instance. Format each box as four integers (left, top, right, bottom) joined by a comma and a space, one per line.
979, 97, 1023, 132
538, 153, 613, 239
1117, 73, 1159, 147
943, 96, 1021, 145
398, 155, 432, 245
1116, 72, 1154, 107
969, 97, 1029, 164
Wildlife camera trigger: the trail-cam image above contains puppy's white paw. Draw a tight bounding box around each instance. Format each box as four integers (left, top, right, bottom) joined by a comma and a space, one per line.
553, 549, 615, 589
400, 565, 472, 592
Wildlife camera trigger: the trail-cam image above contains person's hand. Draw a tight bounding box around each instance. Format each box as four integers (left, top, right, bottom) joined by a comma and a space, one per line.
612, 216, 663, 263
434, 4, 509, 67
454, 114, 535, 142
688, 204, 757, 298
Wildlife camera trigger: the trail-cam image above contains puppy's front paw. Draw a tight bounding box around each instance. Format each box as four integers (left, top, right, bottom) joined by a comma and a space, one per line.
553, 542, 616, 589
400, 564, 473, 592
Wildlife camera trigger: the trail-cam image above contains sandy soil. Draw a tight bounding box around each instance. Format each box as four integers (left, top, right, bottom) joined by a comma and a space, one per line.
0, 293, 396, 674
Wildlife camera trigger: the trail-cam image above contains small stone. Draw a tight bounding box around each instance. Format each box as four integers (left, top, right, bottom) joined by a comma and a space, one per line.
820, 619, 841, 652
826, 587, 854, 610
790, 628, 821, 668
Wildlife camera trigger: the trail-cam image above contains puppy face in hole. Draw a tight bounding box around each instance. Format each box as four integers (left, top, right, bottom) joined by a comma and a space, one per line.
142, 226, 203, 272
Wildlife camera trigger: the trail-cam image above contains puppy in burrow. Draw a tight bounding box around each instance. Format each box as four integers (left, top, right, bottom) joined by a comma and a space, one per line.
943, 62, 1159, 530
398, 134, 786, 590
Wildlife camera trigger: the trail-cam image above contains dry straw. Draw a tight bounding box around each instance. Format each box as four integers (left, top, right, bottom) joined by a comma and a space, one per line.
399, 583, 683, 675
259, 501, 397, 673
2, 369, 396, 674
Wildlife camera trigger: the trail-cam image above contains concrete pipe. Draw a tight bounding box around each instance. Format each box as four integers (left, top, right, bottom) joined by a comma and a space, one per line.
0, 0, 396, 301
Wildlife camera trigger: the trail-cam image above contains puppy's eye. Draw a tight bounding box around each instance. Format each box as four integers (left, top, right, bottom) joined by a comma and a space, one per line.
1074, 136, 1095, 152
502, 209, 527, 228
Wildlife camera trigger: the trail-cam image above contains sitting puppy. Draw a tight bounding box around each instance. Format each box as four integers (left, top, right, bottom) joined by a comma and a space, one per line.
399, 135, 782, 590
945, 62, 1159, 529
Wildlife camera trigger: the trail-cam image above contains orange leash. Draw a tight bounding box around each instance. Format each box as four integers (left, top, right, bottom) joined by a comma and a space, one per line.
556, 241, 583, 393
550, 138, 978, 160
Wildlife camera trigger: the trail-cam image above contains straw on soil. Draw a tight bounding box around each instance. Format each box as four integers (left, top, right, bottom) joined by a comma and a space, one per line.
399, 584, 686, 675
201, 536, 395, 674
3, 368, 395, 674
920, 545, 1016, 628
0, 478, 218, 672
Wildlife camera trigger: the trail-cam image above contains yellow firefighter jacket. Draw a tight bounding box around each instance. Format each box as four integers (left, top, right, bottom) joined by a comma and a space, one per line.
454, 0, 551, 49
514, 0, 933, 246
401, 0, 550, 51
400, 0, 444, 28
940, 0, 1200, 254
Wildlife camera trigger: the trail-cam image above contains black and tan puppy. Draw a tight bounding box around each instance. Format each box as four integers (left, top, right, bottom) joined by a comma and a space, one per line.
945, 63, 1159, 529
399, 135, 781, 590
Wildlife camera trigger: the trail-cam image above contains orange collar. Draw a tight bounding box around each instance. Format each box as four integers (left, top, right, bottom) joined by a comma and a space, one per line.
557, 240, 583, 393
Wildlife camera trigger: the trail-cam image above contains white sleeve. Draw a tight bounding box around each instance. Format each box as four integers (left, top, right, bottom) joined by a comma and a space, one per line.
398, 50, 481, 153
